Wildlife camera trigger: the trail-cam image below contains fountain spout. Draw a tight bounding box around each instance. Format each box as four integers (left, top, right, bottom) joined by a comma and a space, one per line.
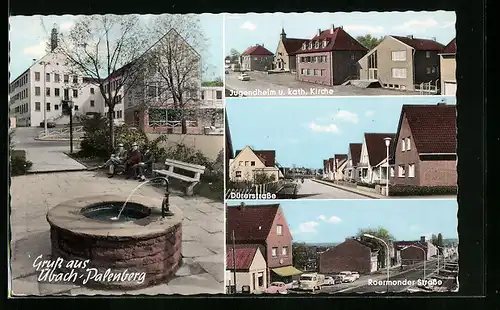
151, 177, 174, 218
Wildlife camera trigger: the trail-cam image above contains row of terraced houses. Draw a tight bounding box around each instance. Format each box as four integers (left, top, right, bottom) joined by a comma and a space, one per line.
322, 101, 456, 193
239, 25, 456, 95
9, 26, 224, 135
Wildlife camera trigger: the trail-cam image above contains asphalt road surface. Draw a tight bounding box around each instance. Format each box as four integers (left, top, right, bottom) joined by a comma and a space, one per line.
295, 179, 369, 199
12, 127, 80, 150
225, 71, 421, 97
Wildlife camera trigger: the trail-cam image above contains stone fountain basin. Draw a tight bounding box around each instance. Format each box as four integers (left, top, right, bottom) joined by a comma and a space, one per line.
46, 195, 183, 290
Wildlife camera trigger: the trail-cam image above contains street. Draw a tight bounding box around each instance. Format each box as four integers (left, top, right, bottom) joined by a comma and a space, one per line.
225, 71, 422, 97
296, 179, 370, 199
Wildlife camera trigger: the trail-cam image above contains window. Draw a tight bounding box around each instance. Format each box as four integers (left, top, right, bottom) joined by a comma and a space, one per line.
117, 110, 122, 118
306, 69, 311, 75
391, 68, 407, 79
251, 161, 255, 166
308, 42, 313, 49
63, 88, 69, 100
313, 69, 318, 76
216, 90, 222, 99
401, 139, 406, 151
239, 161, 243, 166
302, 43, 306, 50
408, 164, 415, 178
64, 75, 69, 83
391, 51, 406, 61
272, 247, 278, 257
320, 69, 325, 76
46, 73, 50, 82
351, 54, 355, 60
431, 67, 436, 73
54, 88, 60, 97
245, 161, 249, 166
46, 87, 51, 96
398, 165, 406, 177
73, 89, 78, 98
73, 76, 78, 83
235, 171, 242, 177
277, 225, 283, 235
90, 100, 95, 107
35, 72, 40, 81
301, 69, 306, 75
35, 102, 40, 111
282, 246, 289, 256
426, 51, 431, 58
390, 167, 395, 177
426, 67, 431, 74
46, 103, 51, 111
54, 74, 60, 83
35, 87, 40, 96
406, 137, 411, 150
314, 41, 319, 49
74, 105, 79, 111
322, 40, 328, 48
54, 104, 59, 110
90, 87, 95, 94
258, 273, 264, 287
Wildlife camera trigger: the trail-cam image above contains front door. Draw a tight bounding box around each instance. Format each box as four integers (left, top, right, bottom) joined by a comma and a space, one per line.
369, 69, 378, 80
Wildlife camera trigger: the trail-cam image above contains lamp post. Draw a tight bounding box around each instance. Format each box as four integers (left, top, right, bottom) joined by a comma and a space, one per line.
364, 234, 390, 292
436, 245, 445, 275
62, 98, 74, 153
383, 137, 391, 196
402, 245, 426, 279
40, 61, 50, 135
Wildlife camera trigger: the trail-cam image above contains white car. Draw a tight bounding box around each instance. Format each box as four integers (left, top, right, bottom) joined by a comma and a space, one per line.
323, 276, 335, 286
238, 73, 250, 81
339, 271, 356, 283
351, 271, 360, 280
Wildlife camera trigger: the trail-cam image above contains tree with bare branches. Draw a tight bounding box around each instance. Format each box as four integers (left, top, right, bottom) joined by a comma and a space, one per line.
53, 15, 149, 150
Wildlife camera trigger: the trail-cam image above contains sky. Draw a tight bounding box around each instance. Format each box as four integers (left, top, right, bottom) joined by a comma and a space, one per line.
226, 96, 456, 168
9, 14, 223, 82
227, 200, 458, 244
224, 11, 456, 55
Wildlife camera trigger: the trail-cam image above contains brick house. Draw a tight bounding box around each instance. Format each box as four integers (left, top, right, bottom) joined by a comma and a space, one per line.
358, 35, 445, 91
240, 45, 274, 71
273, 28, 308, 72
343, 143, 362, 181
294, 25, 368, 86
394, 236, 438, 264
391, 101, 457, 187
319, 238, 381, 275
226, 245, 267, 293
226, 203, 303, 284
439, 38, 457, 96
357, 133, 396, 184
333, 154, 348, 181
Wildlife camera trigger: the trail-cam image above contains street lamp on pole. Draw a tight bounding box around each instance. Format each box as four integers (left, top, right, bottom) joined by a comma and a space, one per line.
402, 245, 426, 279
436, 245, 445, 275
364, 234, 390, 292
40, 61, 50, 135
383, 137, 391, 197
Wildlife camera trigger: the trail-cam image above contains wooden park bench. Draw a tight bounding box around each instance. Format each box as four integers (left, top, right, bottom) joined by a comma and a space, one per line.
153, 159, 206, 196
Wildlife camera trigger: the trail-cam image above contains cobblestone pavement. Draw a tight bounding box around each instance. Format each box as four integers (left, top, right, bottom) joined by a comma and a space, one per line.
9, 171, 225, 296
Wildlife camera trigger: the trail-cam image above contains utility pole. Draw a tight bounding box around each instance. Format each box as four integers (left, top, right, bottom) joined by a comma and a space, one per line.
232, 230, 237, 294
40, 61, 49, 135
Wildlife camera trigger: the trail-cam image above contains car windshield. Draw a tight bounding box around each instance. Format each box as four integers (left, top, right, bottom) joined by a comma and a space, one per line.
340, 272, 350, 275
270, 282, 282, 287
300, 276, 313, 281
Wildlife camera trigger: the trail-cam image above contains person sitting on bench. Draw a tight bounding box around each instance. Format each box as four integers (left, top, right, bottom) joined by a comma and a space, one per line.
102, 143, 127, 177
136, 147, 155, 181
124, 142, 141, 179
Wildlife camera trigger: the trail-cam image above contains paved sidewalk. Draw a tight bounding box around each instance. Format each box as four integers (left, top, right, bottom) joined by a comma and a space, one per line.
25, 147, 86, 173
9, 171, 225, 296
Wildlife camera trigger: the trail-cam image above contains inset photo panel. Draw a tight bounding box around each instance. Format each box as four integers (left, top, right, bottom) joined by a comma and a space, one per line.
224, 11, 456, 97
225, 96, 457, 200
225, 199, 458, 295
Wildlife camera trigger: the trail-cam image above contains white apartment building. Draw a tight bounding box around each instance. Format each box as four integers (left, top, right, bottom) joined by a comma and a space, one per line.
9, 52, 103, 127
200, 86, 223, 109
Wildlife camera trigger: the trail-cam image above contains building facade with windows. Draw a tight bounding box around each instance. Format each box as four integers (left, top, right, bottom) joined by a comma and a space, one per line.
439, 38, 457, 96
229, 146, 281, 183
240, 44, 274, 71
9, 52, 102, 127
226, 245, 268, 293
391, 102, 457, 187
358, 35, 445, 91
294, 25, 368, 86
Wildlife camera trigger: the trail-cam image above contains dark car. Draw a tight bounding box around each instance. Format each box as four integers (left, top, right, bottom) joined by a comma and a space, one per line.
275, 183, 298, 199
40, 121, 57, 128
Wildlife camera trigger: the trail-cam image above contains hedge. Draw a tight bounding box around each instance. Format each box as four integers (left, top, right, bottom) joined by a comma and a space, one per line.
356, 181, 377, 188
388, 185, 457, 196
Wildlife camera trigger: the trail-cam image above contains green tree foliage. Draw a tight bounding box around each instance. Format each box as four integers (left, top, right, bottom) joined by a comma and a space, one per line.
357, 227, 395, 268
356, 34, 385, 50
202, 77, 223, 87
254, 172, 277, 185
292, 242, 308, 269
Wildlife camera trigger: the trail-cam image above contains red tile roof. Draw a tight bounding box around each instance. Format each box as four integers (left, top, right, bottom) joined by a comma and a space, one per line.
294, 27, 368, 54
442, 38, 456, 54
226, 245, 259, 270
282, 38, 309, 56
364, 133, 396, 166
349, 143, 362, 166
242, 45, 274, 56
226, 204, 280, 242
235, 148, 276, 167
398, 104, 456, 154
391, 36, 445, 51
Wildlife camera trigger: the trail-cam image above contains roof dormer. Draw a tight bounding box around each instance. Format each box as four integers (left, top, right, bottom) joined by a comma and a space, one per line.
302, 42, 307, 50
314, 41, 319, 49
308, 42, 313, 49
322, 40, 328, 48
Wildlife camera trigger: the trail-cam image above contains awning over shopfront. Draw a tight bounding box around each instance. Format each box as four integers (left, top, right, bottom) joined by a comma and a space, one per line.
272, 266, 303, 277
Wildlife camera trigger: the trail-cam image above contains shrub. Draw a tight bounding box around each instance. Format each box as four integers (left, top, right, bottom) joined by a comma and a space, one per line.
388, 185, 457, 196
10, 150, 33, 176
356, 182, 377, 188
77, 114, 110, 158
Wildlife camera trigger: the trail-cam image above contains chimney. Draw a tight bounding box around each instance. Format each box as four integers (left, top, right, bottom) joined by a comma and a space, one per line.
407, 35, 414, 39
50, 24, 58, 52
317, 28, 321, 36
420, 236, 426, 242
330, 24, 335, 34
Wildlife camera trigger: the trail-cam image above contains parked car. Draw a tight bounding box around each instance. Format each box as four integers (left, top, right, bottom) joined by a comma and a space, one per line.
265, 282, 288, 294
285, 280, 299, 289
339, 271, 356, 283
299, 273, 324, 292
351, 271, 360, 280
40, 121, 57, 128
323, 277, 335, 286
238, 73, 250, 81
333, 275, 343, 284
